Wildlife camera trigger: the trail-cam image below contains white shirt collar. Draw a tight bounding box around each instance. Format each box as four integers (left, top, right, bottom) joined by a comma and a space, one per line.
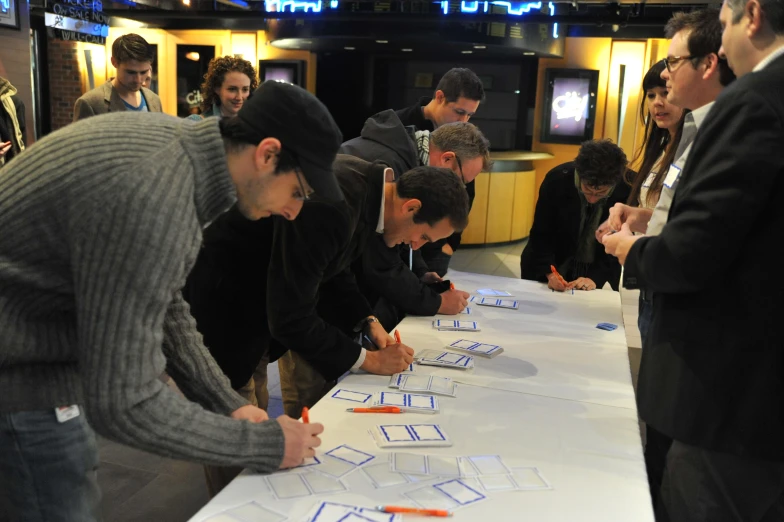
753, 44, 784, 72
376, 168, 394, 234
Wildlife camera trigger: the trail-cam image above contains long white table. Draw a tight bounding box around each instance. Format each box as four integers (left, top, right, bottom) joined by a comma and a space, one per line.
189, 271, 654, 522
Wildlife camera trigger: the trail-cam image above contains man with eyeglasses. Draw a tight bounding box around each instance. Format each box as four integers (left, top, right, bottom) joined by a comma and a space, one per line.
520, 139, 630, 292
0, 81, 341, 521
599, 8, 735, 514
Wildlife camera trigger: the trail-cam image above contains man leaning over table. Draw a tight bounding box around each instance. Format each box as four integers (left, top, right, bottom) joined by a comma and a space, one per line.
0, 81, 338, 522
602, 1, 784, 520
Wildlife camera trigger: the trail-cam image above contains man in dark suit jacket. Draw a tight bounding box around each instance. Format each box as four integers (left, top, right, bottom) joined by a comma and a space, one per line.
602, 1, 784, 519
521, 139, 630, 292
73, 34, 162, 121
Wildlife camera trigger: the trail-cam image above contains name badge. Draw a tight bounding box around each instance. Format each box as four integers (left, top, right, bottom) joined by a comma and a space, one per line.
55, 405, 80, 423
663, 164, 681, 189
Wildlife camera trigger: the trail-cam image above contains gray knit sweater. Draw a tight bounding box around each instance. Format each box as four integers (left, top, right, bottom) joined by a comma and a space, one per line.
0, 113, 284, 471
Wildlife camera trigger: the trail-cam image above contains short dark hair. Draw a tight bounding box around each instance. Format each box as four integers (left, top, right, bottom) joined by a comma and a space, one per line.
727, 0, 784, 34
664, 8, 735, 86
112, 34, 155, 64
435, 68, 485, 104
430, 122, 493, 172
396, 166, 470, 231
574, 139, 628, 189
219, 117, 298, 174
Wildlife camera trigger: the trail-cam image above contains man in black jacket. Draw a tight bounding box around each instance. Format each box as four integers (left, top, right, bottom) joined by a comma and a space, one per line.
521, 139, 630, 292
601, 1, 784, 519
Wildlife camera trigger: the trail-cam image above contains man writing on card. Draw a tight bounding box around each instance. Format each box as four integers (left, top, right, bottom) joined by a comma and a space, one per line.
0, 81, 337, 521
185, 156, 469, 493
520, 139, 630, 292
600, 10, 735, 511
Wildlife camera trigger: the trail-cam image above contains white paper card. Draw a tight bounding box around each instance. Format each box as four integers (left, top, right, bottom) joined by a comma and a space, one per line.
204, 515, 243, 522
511, 467, 552, 490
325, 445, 375, 466
331, 389, 372, 403
301, 471, 348, 495
477, 474, 519, 492
391, 452, 428, 475
433, 320, 481, 332
375, 392, 438, 413
397, 374, 431, 391
466, 455, 512, 476
476, 288, 512, 296
476, 298, 519, 309
427, 456, 462, 477
416, 349, 474, 370
447, 339, 503, 358
460, 307, 472, 315
266, 474, 311, 499
397, 375, 457, 397
434, 479, 487, 506
404, 485, 460, 511
223, 501, 287, 522
316, 455, 360, 478
362, 462, 411, 488
306, 502, 400, 522
388, 373, 406, 388
372, 424, 451, 448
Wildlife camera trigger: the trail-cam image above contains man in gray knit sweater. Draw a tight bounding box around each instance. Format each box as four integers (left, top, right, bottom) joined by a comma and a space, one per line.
0, 81, 341, 521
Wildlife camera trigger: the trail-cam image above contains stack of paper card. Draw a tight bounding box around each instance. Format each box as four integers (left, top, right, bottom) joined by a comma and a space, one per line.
404, 478, 487, 511
433, 319, 481, 332
370, 424, 452, 448
373, 391, 439, 414
476, 288, 512, 297
446, 339, 504, 358
305, 501, 401, 522
388, 374, 458, 397
415, 349, 475, 370
475, 297, 519, 310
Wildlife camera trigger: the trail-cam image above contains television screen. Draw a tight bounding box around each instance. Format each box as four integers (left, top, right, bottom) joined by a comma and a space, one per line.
264, 66, 296, 84
259, 60, 305, 88
540, 69, 599, 145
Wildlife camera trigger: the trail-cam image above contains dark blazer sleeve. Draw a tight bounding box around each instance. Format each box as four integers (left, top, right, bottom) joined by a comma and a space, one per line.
266, 203, 366, 381
359, 235, 442, 316
520, 173, 560, 282
446, 180, 476, 252
410, 247, 429, 277
625, 89, 782, 292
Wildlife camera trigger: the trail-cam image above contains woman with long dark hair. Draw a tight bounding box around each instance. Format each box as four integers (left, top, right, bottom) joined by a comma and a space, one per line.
626, 60, 685, 210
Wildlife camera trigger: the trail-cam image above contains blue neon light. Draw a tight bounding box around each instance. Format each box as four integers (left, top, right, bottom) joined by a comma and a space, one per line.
330, 0, 337, 6
553, 22, 558, 38
548, 1, 554, 15
265, 0, 322, 12
441, 0, 448, 14
0, 0, 9, 14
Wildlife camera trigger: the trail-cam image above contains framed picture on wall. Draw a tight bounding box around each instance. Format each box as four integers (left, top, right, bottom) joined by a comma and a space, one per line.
0, 0, 20, 30
414, 73, 433, 89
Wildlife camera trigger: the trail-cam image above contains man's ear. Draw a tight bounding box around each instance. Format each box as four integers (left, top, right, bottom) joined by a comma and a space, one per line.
110, 57, 118, 69
702, 53, 721, 81
253, 137, 282, 173
434, 90, 446, 104
401, 198, 422, 216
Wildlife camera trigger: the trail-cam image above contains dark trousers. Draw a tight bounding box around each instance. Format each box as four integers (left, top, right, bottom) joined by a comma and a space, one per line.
646, 425, 673, 514
657, 440, 784, 522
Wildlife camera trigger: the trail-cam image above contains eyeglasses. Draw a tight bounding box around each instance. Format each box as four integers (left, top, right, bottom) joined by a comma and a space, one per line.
454, 155, 466, 185
661, 55, 705, 72
281, 147, 312, 202
579, 183, 613, 200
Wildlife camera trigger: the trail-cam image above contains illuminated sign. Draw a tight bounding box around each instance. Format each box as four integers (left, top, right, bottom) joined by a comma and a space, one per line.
265, 0, 324, 12
552, 91, 589, 122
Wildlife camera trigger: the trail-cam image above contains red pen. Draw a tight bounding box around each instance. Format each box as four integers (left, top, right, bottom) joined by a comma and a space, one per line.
376, 506, 452, 517
394, 330, 402, 344
301, 406, 309, 424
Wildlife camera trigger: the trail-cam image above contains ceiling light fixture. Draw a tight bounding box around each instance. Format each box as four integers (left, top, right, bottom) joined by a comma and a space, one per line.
344, 46, 355, 50
461, 50, 473, 54
185, 51, 200, 61
474, 45, 486, 49
401, 48, 413, 52
376, 40, 389, 44
523, 52, 535, 55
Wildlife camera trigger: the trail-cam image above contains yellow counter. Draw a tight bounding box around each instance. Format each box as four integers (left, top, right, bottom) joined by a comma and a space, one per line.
461, 151, 554, 246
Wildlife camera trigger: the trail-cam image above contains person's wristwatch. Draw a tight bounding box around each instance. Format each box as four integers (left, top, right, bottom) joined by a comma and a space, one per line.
353, 315, 380, 333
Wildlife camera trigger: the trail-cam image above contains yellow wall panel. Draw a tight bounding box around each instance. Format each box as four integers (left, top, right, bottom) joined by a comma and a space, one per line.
460, 172, 490, 245
485, 173, 516, 244
511, 170, 536, 240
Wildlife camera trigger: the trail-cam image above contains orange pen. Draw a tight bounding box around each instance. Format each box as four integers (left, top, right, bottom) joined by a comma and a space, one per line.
550, 264, 568, 286
376, 506, 452, 517
394, 330, 402, 344
450, 282, 455, 290
301, 406, 309, 424
346, 407, 402, 413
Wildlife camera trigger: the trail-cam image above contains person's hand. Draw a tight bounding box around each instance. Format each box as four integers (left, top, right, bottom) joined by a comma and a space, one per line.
441, 244, 454, 256
230, 404, 269, 423
366, 321, 394, 349
546, 272, 568, 292
607, 203, 635, 232
595, 219, 613, 242
361, 343, 415, 375
568, 277, 597, 291
609, 204, 654, 234
421, 272, 443, 284
602, 223, 640, 265
0, 141, 11, 158
277, 415, 324, 468
438, 288, 469, 314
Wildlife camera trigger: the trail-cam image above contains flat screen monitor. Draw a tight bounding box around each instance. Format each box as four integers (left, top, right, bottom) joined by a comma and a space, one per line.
258, 60, 306, 88
540, 68, 599, 145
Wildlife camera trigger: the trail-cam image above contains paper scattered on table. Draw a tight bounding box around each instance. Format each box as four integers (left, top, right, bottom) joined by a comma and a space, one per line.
404, 478, 487, 511
390, 452, 462, 477
476, 467, 552, 492
374, 391, 439, 414
370, 424, 452, 448
305, 501, 401, 522
460, 307, 472, 315
266, 471, 347, 500
314, 445, 375, 478
362, 462, 414, 489
433, 319, 481, 332
415, 349, 475, 370
331, 389, 373, 403
475, 297, 519, 310
203, 501, 287, 522
446, 339, 504, 358
476, 288, 513, 297
389, 374, 458, 397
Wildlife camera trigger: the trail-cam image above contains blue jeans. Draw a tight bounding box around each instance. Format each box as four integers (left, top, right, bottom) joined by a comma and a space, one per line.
0, 409, 101, 521
638, 291, 653, 346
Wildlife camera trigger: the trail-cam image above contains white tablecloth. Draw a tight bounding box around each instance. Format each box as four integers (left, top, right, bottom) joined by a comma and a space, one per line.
189, 271, 654, 522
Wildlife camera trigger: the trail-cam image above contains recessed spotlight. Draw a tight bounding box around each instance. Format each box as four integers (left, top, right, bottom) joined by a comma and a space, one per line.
514, 90, 520, 94
523, 52, 535, 55
344, 46, 355, 50
473, 45, 486, 49
302, 40, 313, 44
461, 50, 473, 54
401, 48, 413, 52
376, 40, 388, 44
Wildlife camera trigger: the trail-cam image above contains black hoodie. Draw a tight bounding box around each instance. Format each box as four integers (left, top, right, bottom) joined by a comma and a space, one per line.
340, 109, 419, 177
